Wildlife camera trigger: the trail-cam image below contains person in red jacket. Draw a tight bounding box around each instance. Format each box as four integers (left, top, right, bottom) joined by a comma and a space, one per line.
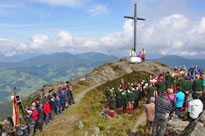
43, 100, 51, 125
31, 106, 38, 121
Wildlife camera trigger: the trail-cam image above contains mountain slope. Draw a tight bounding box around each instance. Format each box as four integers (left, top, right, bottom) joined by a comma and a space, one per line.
0, 52, 118, 103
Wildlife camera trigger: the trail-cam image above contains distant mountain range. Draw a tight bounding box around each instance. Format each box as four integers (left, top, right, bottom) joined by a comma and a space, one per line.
0, 52, 118, 102
153, 55, 205, 71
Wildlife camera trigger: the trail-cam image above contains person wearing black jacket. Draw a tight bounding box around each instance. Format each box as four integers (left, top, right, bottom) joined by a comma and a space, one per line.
36, 104, 44, 131
49, 96, 56, 120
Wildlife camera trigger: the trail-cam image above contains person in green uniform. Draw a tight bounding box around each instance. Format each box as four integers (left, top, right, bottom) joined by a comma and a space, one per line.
192, 75, 203, 94
165, 71, 172, 89
146, 83, 155, 104
183, 76, 193, 111
133, 87, 139, 109
105, 87, 111, 107
127, 89, 135, 114
122, 89, 128, 113
178, 75, 186, 92
156, 79, 165, 95
109, 95, 116, 117
115, 88, 122, 110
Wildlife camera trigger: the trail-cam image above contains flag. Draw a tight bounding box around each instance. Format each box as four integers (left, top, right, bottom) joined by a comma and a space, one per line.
13, 95, 20, 127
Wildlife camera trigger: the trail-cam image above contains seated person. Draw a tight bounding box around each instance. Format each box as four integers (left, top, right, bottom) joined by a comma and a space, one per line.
187, 93, 203, 122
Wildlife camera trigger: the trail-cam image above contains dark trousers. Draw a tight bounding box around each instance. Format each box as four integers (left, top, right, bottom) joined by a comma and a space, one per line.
116, 98, 121, 108
69, 95, 75, 105
134, 99, 138, 109
152, 116, 168, 136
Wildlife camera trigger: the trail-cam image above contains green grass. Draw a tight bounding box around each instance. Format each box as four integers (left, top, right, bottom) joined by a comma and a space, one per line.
71, 71, 152, 136
35, 71, 152, 136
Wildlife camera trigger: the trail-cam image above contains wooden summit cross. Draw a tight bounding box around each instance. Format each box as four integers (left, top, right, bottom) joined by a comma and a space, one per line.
124, 3, 145, 52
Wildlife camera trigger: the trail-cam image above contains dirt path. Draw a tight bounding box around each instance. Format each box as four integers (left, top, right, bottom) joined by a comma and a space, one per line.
129, 110, 146, 136
37, 84, 102, 136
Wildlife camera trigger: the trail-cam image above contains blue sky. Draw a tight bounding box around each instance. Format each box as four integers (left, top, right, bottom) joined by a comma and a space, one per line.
0, 0, 205, 58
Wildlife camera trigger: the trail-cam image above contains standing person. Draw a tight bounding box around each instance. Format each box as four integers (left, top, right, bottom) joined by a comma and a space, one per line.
115, 88, 122, 110
165, 71, 172, 89
183, 76, 192, 111
41, 93, 47, 105
105, 87, 111, 107
121, 89, 128, 113
49, 96, 56, 120
31, 106, 38, 133
156, 78, 165, 95
178, 74, 186, 92
109, 95, 116, 117
166, 88, 176, 116
68, 86, 75, 105
55, 95, 62, 115
43, 101, 51, 125
192, 75, 203, 94
25, 110, 36, 136
127, 89, 135, 114
47, 90, 53, 101
146, 83, 155, 104
133, 87, 139, 109
145, 97, 155, 136
137, 84, 142, 100
2, 120, 15, 136
120, 79, 125, 89
141, 48, 146, 62
60, 90, 67, 111
37, 104, 44, 132
175, 86, 185, 118
152, 91, 172, 136
35, 98, 40, 109
130, 48, 136, 57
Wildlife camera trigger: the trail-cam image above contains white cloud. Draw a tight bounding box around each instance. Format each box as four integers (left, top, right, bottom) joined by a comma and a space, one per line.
31, 0, 83, 7
1, 14, 205, 57
88, 4, 108, 17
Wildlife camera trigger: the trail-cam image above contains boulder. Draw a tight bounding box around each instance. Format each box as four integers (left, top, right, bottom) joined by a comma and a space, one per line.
76, 120, 84, 129
101, 112, 111, 120
90, 127, 100, 136
166, 113, 205, 136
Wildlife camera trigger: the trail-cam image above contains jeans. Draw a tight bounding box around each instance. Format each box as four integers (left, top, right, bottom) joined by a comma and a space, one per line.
45, 114, 50, 125
56, 106, 62, 115
152, 116, 168, 136
69, 95, 75, 105
175, 107, 182, 118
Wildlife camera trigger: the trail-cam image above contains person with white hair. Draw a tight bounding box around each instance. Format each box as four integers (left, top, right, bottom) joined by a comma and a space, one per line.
144, 97, 155, 136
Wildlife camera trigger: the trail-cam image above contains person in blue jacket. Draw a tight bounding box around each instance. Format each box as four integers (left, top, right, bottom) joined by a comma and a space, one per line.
175, 86, 185, 118
55, 95, 62, 115
60, 90, 67, 111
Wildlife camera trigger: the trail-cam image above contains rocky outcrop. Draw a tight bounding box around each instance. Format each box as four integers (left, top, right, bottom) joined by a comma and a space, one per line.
166, 112, 205, 136
84, 60, 174, 84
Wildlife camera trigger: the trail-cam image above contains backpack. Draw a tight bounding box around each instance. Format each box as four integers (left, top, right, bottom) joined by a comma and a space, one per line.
168, 95, 176, 112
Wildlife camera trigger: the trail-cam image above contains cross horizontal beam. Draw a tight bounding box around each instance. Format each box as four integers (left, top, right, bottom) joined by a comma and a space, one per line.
124, 16, 146, 21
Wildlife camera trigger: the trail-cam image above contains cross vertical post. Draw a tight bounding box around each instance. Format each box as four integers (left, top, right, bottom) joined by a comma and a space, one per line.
124, 3, 145, 52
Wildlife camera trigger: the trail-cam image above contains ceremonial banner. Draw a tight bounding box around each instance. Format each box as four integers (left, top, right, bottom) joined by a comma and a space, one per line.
13, 95, 20, 127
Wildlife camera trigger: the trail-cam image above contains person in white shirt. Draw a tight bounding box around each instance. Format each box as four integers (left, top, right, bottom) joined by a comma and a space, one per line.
187, 93, 203, 121
130, 48, 136, 57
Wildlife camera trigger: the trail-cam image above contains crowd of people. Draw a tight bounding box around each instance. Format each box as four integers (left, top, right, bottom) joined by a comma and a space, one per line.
104, 69, 205, 136
1, 81, 75, 136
